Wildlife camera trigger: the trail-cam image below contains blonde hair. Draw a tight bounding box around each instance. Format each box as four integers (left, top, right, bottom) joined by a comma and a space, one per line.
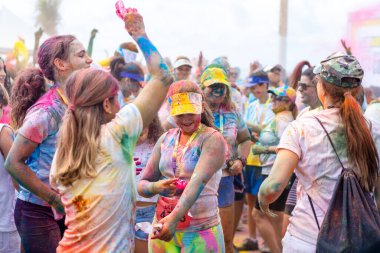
54, 69, 119, 187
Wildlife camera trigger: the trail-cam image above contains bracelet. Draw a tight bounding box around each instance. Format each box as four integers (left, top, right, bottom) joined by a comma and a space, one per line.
235, 156, 247, 167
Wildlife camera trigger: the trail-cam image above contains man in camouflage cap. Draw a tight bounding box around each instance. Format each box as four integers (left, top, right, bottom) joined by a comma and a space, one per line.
313, 52, 364, 88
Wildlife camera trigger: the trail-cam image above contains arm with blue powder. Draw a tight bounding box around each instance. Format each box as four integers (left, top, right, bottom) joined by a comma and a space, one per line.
152, 132, 226, 241
122, 10, 173, 128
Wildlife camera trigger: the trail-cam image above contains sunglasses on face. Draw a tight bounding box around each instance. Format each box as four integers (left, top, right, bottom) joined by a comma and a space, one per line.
272, 96, 290, 102
209, 83, 226, 91
297, 82, 315, 90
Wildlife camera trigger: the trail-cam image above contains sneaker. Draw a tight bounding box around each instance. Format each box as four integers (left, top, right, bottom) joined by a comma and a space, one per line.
236, 238, 259, 251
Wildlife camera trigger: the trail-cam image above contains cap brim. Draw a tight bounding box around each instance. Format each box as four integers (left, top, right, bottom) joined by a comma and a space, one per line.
202, 79, 231, 87
170, 104, 202, 116
173, 59, 193, 69
244, 82, 256, 88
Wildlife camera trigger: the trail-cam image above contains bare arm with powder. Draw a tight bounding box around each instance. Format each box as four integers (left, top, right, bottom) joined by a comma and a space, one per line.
5, 135, 64, 213
123, 11, 174, 128
258, 149, 298, 216
229, 127, 251, 176
152, 132, 226, 241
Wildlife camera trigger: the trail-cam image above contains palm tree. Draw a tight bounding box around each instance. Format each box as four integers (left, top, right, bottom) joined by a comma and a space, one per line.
35, 0, 61, 35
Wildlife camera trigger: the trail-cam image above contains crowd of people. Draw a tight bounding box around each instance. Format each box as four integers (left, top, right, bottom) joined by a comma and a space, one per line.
0, 6, 380, 253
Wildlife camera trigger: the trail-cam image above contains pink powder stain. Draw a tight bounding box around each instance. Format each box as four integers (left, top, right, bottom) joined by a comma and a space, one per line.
35, 88, 57, 108
199, 228, 219, 251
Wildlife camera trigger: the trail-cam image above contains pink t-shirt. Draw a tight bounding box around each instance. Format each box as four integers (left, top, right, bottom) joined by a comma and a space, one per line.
278, 108, 380, 245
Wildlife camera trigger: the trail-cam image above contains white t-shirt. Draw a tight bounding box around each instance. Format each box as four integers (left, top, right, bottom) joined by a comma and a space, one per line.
278, 108, 380, 245
50, 104, 143, 253
0, 124, 16, 232
296, 106, 323, 119
364, 101, 380, 125
244, 98, 275, 129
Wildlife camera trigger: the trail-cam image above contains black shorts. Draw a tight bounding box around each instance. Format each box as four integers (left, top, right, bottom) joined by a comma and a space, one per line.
254, 176, 290, 212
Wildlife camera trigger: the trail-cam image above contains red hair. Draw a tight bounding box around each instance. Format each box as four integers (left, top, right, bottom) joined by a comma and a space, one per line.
321, 79, 379, 191
289, 60, 312, 89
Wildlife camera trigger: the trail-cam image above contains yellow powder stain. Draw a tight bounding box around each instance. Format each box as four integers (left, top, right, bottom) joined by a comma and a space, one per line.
72, 195, 89, 213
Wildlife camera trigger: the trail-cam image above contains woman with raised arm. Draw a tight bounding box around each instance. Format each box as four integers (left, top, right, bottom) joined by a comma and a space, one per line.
49, 9, 173, 253
5, 34, 92, 253
138, 80, 226, 252
258, 54, 380, 252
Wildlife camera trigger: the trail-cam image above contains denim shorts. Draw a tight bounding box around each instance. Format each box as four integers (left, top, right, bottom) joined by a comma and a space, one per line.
243, 165, 265, 195
217, 176, 234, 208
135, 205, 156, 241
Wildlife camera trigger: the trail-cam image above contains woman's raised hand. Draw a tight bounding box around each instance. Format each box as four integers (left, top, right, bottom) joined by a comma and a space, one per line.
123, 9, 146, 38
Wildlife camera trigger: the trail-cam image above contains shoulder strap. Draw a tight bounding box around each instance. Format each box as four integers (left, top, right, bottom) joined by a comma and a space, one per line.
307, 116, 346, 231
307, 194, 320, 230
313, 116, 346, 171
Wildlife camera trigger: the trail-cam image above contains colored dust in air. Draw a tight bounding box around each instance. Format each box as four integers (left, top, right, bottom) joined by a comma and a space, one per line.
72, 195, 89, 213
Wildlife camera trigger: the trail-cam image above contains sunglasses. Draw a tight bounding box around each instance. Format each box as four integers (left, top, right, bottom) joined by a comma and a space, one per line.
297, 82, 315, 90
272, 96, 290, 102
209, 83, 227, 90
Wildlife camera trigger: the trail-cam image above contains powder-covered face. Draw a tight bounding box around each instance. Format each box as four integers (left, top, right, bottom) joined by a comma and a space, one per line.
204, 83, 227, 106
173, 113, 202, 134
174, 65, 192, 81
271, 95, 291, 113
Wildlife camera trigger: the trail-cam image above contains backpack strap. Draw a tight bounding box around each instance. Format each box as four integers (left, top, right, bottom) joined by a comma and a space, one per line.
307, 194, 320, 230
313, 116, 346, 171
307, 116, 346, 231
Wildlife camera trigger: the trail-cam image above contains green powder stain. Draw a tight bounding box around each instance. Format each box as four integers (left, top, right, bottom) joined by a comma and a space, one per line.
120, 133, 137, 164
332, 127, 347, 158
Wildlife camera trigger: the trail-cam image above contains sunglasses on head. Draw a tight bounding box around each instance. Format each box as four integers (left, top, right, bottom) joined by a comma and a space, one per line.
297, 81, 315, 90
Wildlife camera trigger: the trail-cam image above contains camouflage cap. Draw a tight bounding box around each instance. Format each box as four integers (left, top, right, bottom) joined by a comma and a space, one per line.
313, 53, 363, 88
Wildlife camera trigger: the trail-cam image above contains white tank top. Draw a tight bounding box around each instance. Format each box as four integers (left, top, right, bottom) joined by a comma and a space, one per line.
0, 124, 17, 232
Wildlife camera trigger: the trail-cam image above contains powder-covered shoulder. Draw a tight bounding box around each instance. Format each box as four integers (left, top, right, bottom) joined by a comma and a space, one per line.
104, 103, 143, 143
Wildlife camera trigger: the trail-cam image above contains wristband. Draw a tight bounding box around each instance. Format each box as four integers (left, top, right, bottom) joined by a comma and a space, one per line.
236, 156, 247, 167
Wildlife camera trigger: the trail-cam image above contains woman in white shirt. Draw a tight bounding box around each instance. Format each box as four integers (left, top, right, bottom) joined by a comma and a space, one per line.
258, 53, 380, 252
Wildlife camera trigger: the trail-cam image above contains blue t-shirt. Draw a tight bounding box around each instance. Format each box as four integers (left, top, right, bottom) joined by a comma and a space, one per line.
18, 86, 66, 206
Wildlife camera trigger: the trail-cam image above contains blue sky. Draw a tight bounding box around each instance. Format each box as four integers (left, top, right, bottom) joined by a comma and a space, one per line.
1, 0, 379, 78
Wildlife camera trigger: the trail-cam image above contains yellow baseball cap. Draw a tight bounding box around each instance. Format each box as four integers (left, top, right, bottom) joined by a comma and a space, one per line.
200, 67, 230, 87
169, 92, 203, 116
